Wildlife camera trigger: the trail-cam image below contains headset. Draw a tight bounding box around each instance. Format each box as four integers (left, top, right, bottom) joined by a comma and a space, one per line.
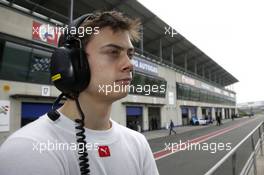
50, 14, 93, 97
48, 14, 96, 175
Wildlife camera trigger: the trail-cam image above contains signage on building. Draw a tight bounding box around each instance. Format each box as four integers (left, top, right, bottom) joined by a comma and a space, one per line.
201, 82, 234, 98
132, 96, 137, 102
214, 87, 221, 94
132, 57, 158, 76
223, 91, 229, 96
41, 86, 50, 96
201, 82, 211, 90
152, 97, 157, 104
168, 92, 174, 105
182, 75, 195, 86
0, 100, 10, 132
32, 21, 61, 46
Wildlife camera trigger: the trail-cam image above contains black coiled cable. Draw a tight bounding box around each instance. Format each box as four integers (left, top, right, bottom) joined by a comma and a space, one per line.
47, 93, 90, 175
75, 99, 90, 175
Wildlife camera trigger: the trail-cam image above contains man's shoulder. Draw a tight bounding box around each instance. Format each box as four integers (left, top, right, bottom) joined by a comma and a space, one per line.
0, 115, 65, 175
5, 114, 55, 142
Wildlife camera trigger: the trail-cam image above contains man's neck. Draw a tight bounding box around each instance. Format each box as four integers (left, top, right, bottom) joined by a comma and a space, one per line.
59, 93, 112, 130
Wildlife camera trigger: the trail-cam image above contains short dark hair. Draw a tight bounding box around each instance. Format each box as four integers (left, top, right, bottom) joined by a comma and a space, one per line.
80, 11, 141, 46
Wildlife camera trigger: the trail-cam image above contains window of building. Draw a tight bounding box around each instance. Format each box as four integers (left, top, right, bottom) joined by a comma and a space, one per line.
176, 83, 235, 105
130, 72, 167, 97
0, 40, 52, 84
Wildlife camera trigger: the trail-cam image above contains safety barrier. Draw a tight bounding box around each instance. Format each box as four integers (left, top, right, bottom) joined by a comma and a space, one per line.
205, 121, 264, 175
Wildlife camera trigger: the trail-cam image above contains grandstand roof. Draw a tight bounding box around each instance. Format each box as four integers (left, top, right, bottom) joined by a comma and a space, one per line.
2, 0, 238, 86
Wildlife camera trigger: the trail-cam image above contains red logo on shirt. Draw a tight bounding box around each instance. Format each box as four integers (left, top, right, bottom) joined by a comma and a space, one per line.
98, 146, 111, 157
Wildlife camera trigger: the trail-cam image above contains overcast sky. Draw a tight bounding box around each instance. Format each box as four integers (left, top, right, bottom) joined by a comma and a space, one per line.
138, 0, 264, 103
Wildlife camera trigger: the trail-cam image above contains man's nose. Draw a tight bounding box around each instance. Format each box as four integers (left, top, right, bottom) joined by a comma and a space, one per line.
121, 55, 134, 73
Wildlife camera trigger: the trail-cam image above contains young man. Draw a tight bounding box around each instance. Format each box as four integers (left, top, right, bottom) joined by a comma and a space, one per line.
0, 11, 159, 175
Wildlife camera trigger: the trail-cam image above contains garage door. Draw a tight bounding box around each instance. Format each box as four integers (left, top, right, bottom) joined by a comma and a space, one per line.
126, 106, 142, 116
21, 102, 62, 126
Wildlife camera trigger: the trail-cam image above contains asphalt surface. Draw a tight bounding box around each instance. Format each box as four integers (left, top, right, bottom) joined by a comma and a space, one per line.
148, 116, 264, 175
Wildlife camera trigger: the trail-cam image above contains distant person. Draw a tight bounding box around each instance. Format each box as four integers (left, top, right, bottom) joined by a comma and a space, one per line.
216, 116, 221, 126
151, 118, 154, 130
209, 116, 213, 124
231, 113, 235, 120
154, 118, 158, 129
169, 120, 177, 135
136, 121, 141, 132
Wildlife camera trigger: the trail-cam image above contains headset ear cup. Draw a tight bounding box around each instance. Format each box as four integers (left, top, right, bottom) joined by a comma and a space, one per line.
50, 47, 75, 93
71, 48, 91, 92
50, 46, 90, 95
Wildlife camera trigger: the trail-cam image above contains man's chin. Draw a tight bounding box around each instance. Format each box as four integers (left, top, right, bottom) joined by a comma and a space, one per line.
107, 91, 129, 101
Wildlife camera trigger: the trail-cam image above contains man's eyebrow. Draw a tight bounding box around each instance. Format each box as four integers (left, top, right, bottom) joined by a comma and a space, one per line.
101, 44, 134, 52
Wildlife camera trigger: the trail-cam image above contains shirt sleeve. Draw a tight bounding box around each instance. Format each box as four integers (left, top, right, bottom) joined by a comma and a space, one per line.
0, 137, 65, 175
142, 136, 159, 175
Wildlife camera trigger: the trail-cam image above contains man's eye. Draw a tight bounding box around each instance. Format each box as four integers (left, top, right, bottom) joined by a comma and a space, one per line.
110, 50, 120, 55
128, 53, 134, 59
128, 51, 135, 59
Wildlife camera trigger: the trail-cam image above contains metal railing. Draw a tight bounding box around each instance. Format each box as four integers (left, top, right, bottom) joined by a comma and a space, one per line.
205, 121, 264, 175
